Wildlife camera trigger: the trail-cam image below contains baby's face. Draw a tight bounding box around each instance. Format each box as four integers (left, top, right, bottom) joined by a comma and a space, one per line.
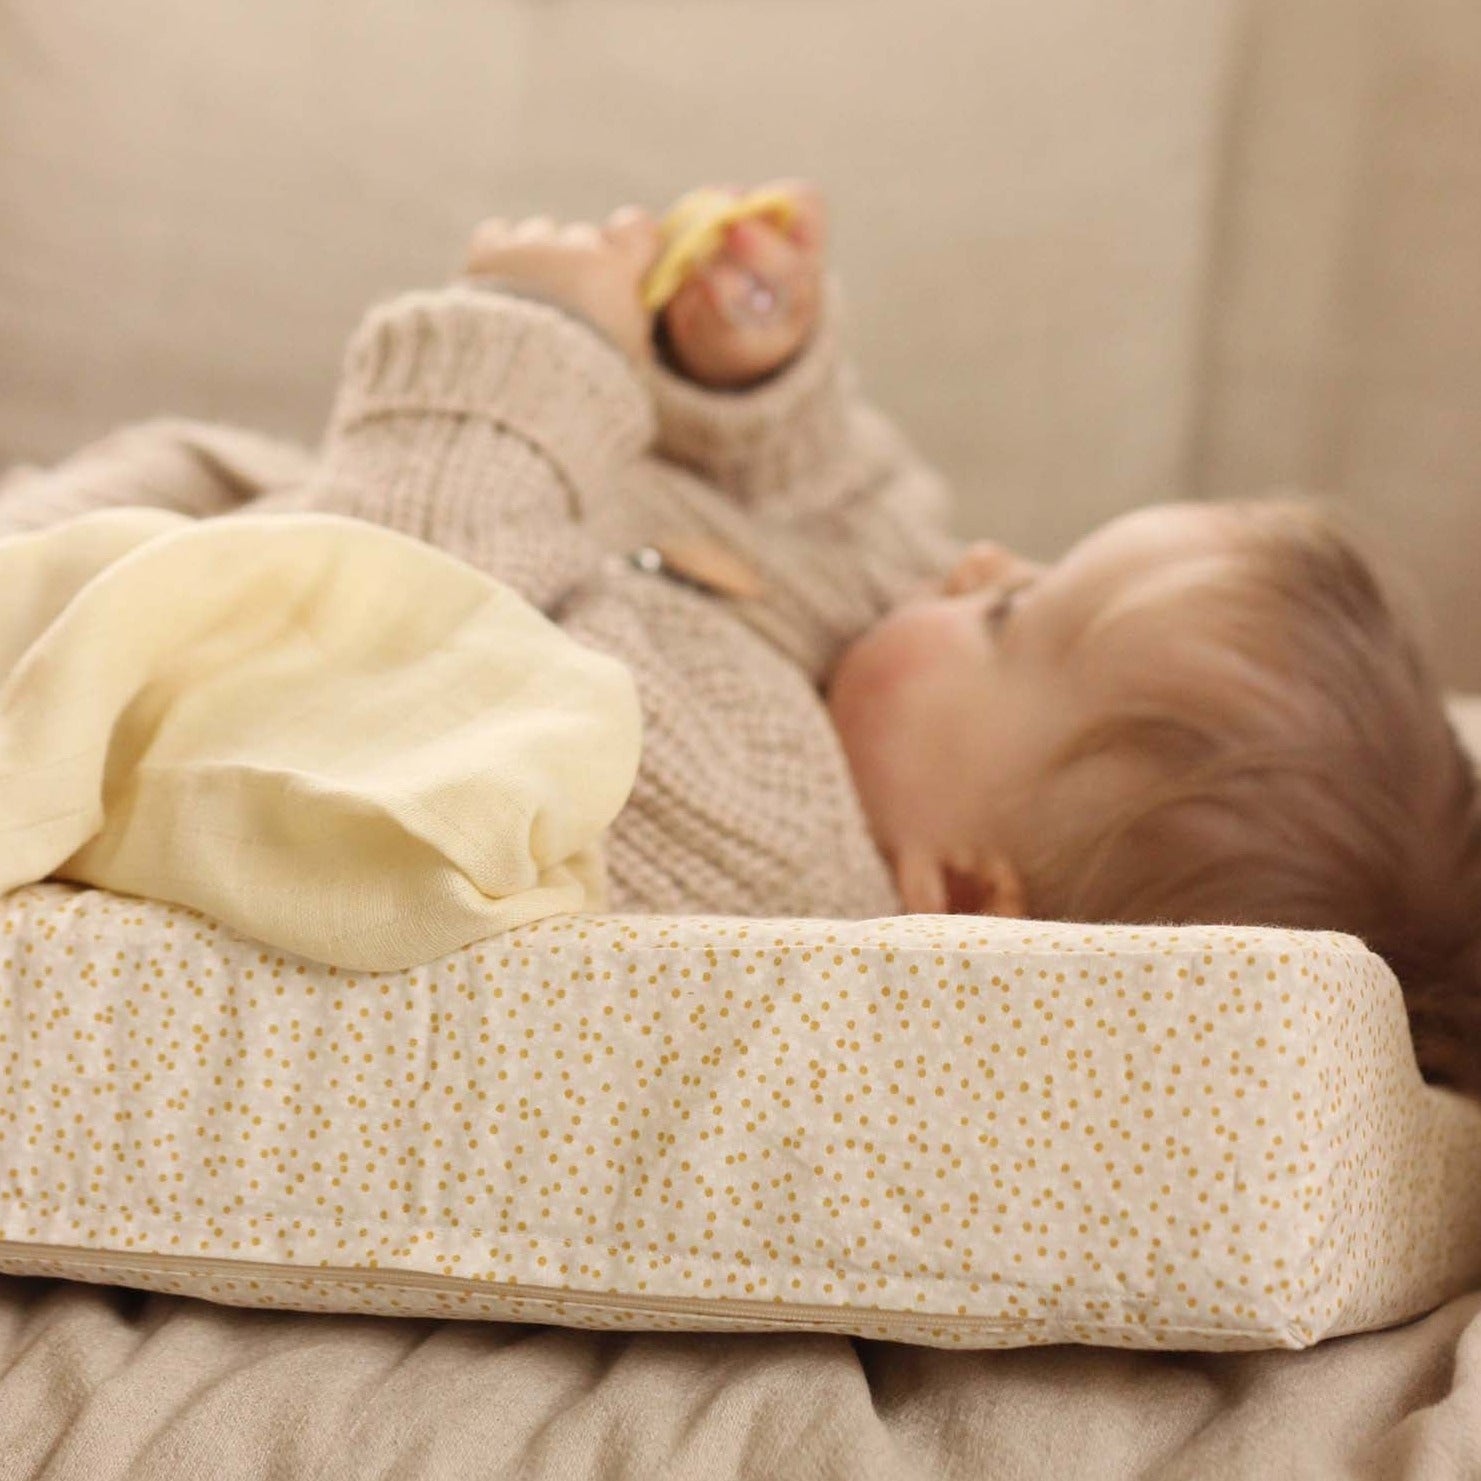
825, 503, 1248, 896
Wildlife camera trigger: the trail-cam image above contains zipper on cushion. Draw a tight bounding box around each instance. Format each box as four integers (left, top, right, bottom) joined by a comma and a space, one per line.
0, 1239, 1007, 1336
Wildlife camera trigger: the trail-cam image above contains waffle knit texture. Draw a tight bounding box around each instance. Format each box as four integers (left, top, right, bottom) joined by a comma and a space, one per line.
0, 272, 967, 918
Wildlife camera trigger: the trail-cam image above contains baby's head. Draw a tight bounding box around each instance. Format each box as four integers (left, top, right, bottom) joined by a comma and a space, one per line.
826, 497, 1481, 1093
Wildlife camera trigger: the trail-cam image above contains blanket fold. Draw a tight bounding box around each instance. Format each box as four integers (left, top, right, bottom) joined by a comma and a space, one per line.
0, 508, 641, 969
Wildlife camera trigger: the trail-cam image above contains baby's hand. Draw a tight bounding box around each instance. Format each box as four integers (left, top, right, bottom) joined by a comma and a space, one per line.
463, 208, 665, 366
942, 542, 1013, 596
940, 540, 1044, 597
659, 179, 828, 391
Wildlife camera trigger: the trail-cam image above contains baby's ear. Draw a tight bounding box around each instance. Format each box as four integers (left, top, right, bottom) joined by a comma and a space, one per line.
894, 846, 949, 915
943, 854, 1026, 919
894, 847, 1026, 918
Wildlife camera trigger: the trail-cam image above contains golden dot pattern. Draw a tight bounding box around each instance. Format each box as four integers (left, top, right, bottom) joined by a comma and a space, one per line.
3, 881, 1481, 1353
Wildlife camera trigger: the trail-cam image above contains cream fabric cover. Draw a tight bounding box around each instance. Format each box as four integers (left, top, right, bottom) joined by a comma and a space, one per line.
2, 882, 1479, 1352
0, 508, 640, 968
1452, 696, 1481, 764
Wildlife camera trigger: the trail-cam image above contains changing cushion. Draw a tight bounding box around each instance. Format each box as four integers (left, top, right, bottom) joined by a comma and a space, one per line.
1453, 694, 1481, 763
2, 882, 1480, 1352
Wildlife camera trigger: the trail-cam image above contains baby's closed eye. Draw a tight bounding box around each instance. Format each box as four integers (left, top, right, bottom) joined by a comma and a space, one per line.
984, 580, 1033, 633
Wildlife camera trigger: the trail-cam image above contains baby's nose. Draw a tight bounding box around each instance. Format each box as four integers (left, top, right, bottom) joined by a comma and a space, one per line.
943, 541, 1040, 596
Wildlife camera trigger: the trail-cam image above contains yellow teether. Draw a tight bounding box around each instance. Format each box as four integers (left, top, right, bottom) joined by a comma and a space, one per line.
641, 186, 801, 313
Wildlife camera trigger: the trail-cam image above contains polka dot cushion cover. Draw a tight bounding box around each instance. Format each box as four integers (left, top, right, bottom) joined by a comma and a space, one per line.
3, 881, 1480, 1352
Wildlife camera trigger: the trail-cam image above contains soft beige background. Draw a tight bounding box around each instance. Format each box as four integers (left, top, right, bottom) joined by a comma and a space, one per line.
1, 0, 1477, 684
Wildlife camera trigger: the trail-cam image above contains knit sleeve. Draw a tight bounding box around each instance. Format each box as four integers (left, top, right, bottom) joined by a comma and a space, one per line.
0, 420, 311, 538
295, 284, 656, 615
640, 268, 966, 623
720, 404, 969, 692
639, 269, 861, 516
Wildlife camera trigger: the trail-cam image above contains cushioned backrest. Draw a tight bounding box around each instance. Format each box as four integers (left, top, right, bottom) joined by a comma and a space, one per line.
9, 1, 1481, 695
3, 881, 1479, 1351
0, 0, 1232, 560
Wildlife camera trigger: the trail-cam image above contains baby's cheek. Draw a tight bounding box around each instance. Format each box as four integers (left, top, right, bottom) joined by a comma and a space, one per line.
834, 609, 938, 703
828, 608, 973, 783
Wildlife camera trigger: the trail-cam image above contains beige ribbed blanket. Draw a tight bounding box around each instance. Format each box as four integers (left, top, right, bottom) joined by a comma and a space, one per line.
0, 1277, 1477, 1479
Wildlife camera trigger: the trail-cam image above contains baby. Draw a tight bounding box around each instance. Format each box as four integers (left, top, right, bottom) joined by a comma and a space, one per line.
4, 179, 1478, 1096
407, 180, 1481, 1098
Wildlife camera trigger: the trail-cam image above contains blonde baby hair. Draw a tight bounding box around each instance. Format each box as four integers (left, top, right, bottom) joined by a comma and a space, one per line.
1011, 496, 1481, 1097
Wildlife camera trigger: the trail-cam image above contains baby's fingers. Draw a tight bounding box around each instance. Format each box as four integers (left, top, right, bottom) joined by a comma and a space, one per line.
753, 176, 828, 253
703, 257, 792, 329
721, 214, 801, 283
656, 183, 826, 389
671, 260, 813, 387
603, 204, 664, 274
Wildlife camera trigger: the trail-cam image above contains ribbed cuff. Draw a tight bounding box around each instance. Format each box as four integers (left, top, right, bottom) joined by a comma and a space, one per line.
641, 270, 853, 511
327, 285, 657, 515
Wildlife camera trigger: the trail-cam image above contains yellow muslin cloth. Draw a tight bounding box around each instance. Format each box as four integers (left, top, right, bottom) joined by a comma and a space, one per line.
0, 508, 642, 969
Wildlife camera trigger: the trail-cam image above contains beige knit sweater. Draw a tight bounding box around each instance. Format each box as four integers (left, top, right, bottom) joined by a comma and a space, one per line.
0, 273, 966, 918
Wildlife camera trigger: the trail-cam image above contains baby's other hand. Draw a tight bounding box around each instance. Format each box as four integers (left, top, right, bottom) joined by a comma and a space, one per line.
940, 540, 1044, 597
659, 178, 828, 391
464, 208, 664, 367
942, 543, 1012, 596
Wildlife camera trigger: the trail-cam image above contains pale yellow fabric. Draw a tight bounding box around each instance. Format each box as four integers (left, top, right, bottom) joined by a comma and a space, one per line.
0, 508, 640, 970
4, 885, 1480, 1353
